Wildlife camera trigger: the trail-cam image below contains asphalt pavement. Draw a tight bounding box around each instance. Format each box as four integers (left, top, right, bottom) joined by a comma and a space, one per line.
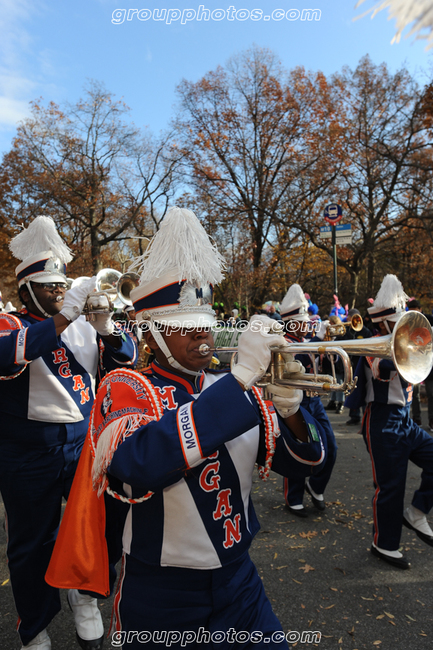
1, 402, 433, 650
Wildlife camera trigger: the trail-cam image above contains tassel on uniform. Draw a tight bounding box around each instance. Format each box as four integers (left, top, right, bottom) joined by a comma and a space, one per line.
92, 413, 153, 496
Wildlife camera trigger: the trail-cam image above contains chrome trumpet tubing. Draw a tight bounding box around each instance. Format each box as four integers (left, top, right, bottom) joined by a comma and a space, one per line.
198, 343, 356, 396
200, 310, 433, 394
81, 268, 140, 320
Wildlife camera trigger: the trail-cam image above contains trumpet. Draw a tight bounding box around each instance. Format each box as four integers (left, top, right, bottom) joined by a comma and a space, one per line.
325, 313, 363, 340
81, 268, 140, 319
200, 311, 433, 396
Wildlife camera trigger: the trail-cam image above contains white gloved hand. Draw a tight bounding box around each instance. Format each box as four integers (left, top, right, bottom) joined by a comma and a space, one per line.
231, 315, 288, 390
89, 312, 116, 337
267, 384, 303, 419
280, 352, 306, 376
315, 319, 329, 341
86, 294, 115, 337
60, 277, 97, 322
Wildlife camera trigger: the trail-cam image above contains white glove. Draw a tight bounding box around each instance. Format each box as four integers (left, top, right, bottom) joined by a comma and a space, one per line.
89, 312, 115, 337
86, 294, 115, 337
231, 315, 288, 390
315, 320, 329, 341
60, 277, 97, 322
267, 383, 303, 419
280, 352, 306, 376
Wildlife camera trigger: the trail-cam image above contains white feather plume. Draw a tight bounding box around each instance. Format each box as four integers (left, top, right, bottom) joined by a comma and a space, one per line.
373, 274, 409, 309
356, 0, 433, 49
129, 207, 225, 286
9, 216, 73, 263
280, 284, 309, 313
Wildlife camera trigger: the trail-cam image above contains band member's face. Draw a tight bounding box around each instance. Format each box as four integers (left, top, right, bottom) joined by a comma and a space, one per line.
145, 326, 215, 375
286, 319, 309, 337
22, 282, 67, 317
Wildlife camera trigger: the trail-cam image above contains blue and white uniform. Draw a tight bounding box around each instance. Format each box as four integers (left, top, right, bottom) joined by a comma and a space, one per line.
358, 353, 433, 550
0, 309, 137, 646
282, 333, 337, 507
103, 362, 327, 649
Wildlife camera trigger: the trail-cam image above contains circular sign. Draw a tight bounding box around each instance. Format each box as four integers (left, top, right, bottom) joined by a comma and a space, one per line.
324, 203, 343, 225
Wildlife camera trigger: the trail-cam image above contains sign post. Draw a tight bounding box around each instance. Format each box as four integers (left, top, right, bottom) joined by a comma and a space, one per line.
323, 204, 343, 296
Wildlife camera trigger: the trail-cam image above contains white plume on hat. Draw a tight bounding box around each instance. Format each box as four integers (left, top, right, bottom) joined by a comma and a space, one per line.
280, 284, 310, 322
356, 0, 433, 49
9, 216, 73, 264
130, 207, 225, 286
368, 274, 409, 322
129, 206, 226, 328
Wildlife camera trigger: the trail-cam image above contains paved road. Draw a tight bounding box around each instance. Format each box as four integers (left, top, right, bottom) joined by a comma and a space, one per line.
1, 403, 433, 649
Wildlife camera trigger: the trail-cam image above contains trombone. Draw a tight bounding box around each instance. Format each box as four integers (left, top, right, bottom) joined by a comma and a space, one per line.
199, 311, 433, 397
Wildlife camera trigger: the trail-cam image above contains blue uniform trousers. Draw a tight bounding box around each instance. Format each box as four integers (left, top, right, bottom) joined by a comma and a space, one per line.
0, 417, 87, 646
362, 402, 433, 550
113, 552, 289, 649
283, 397, 337, 506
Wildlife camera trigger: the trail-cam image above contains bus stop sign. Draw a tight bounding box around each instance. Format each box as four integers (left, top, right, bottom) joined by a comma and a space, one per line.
324, 203, 343, 225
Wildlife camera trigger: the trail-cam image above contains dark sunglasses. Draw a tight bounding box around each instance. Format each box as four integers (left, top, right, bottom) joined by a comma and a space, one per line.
33, 282, 68, 291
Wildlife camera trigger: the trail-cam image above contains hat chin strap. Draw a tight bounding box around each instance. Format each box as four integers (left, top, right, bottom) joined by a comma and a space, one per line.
26, 282, 51, 319
150, 320, 202, 377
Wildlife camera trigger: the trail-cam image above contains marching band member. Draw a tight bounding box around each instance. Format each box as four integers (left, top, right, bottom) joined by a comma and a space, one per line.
0, 216, 138, 650
349, 274, 433, 569
46, 207, 328, 649
279, 284, 338, 517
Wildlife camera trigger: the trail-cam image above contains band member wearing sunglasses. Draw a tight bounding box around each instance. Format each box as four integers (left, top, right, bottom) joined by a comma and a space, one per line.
0, 217, 138, 650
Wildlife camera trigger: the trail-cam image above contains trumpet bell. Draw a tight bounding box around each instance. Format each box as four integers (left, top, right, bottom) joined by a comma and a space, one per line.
116, 272, 140, 307
393, 311, 433, 384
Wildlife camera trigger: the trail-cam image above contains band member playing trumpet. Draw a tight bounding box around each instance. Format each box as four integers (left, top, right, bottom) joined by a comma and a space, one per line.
348, 274, 433, 569
279, 284, 338, 517
0, 217, 138, 650
46, 207, 328, 649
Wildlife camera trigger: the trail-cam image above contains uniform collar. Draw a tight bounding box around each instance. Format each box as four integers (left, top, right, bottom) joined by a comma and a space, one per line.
149, 360, 205, 394
284, 332, 304, 343
22, 308, 46, 322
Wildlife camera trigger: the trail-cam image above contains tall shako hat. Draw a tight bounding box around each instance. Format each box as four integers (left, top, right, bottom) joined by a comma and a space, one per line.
9, 216, 73, 318
279, 284, 310, 322
10, 216, 72, 287
368, 274, 409, 324
129, 206, 226, 375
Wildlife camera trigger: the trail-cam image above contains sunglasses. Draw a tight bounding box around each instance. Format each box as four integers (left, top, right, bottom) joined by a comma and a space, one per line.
34, 282, 68, 291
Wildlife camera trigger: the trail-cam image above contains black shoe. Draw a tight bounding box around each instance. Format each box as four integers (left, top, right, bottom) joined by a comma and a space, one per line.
346, 418, 361, 426
370, 545, 410, 570
305, 481, 326, 511
335, 402, 344, 414
285, 504, 308, 518
403, 515, 433, 547
325, 400, 336, 411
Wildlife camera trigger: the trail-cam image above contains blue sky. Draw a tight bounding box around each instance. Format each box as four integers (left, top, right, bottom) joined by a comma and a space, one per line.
1, 0, 432, 155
